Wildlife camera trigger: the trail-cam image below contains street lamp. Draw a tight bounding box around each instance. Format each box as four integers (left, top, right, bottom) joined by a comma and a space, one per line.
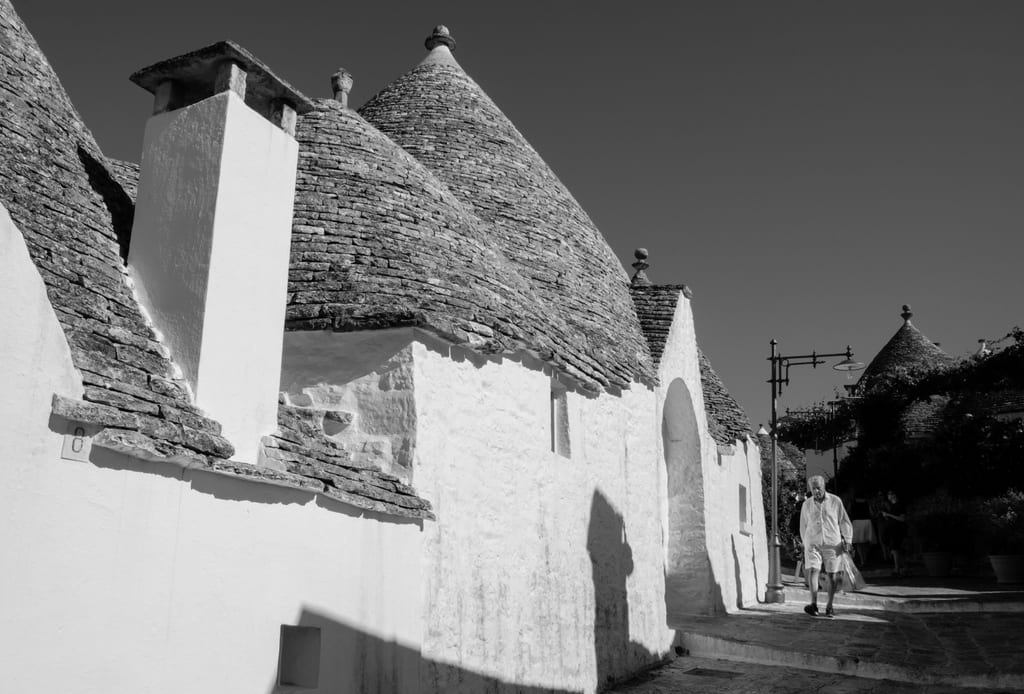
764, 340, 864, 604
829, 400, 838, 487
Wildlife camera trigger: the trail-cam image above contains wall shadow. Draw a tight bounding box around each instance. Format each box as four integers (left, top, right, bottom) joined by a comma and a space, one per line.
77, 146, 134, 260
255, 491, 668, 693
662, 378, 718, 617
731, 535, 745, 609
267, 607, 583, 694
588, 490, 666, 691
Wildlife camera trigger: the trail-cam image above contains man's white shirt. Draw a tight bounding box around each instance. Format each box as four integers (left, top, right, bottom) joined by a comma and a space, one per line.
800, 492, 853, 548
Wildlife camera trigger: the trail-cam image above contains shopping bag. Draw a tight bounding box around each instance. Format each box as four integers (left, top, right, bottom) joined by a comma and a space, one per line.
837, 552, 866, 592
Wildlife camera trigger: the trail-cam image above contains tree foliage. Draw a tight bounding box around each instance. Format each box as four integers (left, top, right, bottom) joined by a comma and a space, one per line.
838, 327, 1024, 501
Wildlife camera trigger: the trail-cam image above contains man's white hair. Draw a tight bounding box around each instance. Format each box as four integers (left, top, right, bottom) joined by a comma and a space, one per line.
807, 475, 826, 488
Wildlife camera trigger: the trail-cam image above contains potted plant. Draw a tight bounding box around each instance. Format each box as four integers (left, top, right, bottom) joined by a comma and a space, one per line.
977, 490, 1024, 583
909, 492, 970, 577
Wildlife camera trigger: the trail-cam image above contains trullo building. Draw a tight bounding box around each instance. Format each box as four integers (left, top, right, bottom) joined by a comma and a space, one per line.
0, 4, 767, 691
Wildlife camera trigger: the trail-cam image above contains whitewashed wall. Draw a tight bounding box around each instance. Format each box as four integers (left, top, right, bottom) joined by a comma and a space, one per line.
281, 330, 418, 482
2, 451, 423, 694
280, 298, 767, 692
410, 335, 674, 692
1, 207, 423, 694
655, 292, 768, 616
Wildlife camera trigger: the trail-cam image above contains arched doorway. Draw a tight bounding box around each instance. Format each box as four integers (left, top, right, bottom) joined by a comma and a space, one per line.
662, 378, 713, 617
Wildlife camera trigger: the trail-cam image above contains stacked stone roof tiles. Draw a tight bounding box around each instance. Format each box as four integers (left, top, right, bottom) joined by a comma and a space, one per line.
631, 285, 752, 445
629, 285, 692, 364
107, 159, 140, 201
698, 349, 754, 445
900, 395, 950, 440
857, 305, 954, 393
357, 40, 655, 392
263, 405, 433, 519
288, 99, 553, 354
1, 2, 433, 517
0, 0, 232, 463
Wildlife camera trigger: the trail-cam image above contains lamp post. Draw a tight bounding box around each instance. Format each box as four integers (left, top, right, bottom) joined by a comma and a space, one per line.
764, 340, 864, 604
829, 400, 838, 487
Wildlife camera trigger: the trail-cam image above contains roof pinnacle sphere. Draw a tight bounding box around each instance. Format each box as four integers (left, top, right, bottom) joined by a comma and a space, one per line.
901, 304, 913, 323
425, 25, 456, 51
631, 248, 652, 287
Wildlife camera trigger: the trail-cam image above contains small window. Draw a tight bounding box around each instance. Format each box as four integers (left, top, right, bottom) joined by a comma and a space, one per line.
279, 625, 321, 689
550, 383, 571, 458
738, 484, 752, 534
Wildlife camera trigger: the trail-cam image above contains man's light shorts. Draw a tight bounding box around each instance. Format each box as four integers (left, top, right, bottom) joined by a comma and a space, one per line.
805, 543, 841, 573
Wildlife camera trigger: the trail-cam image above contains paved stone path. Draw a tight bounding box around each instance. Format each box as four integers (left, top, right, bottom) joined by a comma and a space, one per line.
676, 601, 1024, 689
615, 655, 1017, 694
616, 574, 1024, 692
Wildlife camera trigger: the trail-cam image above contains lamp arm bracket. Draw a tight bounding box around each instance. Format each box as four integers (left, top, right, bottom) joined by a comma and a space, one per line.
775, 350, 851, 361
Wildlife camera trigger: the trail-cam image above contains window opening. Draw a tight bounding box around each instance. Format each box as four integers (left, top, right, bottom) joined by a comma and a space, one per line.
550, 383, 571, 458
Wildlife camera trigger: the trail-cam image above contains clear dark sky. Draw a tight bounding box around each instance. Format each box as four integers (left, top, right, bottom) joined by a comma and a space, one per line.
16, 0, 1024, 427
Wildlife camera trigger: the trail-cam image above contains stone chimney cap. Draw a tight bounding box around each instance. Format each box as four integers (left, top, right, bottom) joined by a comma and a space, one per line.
130, 40, 314, 116
425, 25, 457, 51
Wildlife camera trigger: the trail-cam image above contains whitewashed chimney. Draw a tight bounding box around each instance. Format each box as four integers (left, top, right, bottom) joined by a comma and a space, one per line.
127, 42, 313, 462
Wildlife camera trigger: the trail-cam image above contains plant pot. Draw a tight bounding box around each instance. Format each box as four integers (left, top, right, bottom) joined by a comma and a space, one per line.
922, 551, 953, 577
989, 554, 1024, 584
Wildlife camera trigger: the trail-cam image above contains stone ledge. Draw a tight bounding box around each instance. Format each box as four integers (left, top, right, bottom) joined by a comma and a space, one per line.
84, 425, 430, 521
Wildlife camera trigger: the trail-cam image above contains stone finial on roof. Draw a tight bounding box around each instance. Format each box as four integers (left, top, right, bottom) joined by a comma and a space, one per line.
425, 25, 456, 51
331, 68, 353, 109
630, 248, 652, 287
901, 304, 913, 323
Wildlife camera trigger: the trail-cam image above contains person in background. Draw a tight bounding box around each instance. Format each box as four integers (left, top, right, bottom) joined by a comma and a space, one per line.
870, 490, 890, 562
849, 490, 876, 566
800, 475, 853, 618
880, 490, 908, 577
789, 490, 809, 581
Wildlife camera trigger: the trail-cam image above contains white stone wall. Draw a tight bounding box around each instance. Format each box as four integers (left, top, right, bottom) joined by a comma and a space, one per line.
1, 452, 423, 694
410, 335, 674, 692
711, 441, 770, 609
278, 293, 767, 691
655, 292, 768, 615
281, 329, 419, 482
1, 206, 424, 693
0, 203, 83, 456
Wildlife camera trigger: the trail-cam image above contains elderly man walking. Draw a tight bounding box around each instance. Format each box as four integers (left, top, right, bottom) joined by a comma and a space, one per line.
800, 475, 853, 618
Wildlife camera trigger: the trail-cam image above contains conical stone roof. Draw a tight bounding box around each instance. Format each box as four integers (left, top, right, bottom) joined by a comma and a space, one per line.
289, 98, 553, 353
857, 305, 954, 392
358, 27, 654, 391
